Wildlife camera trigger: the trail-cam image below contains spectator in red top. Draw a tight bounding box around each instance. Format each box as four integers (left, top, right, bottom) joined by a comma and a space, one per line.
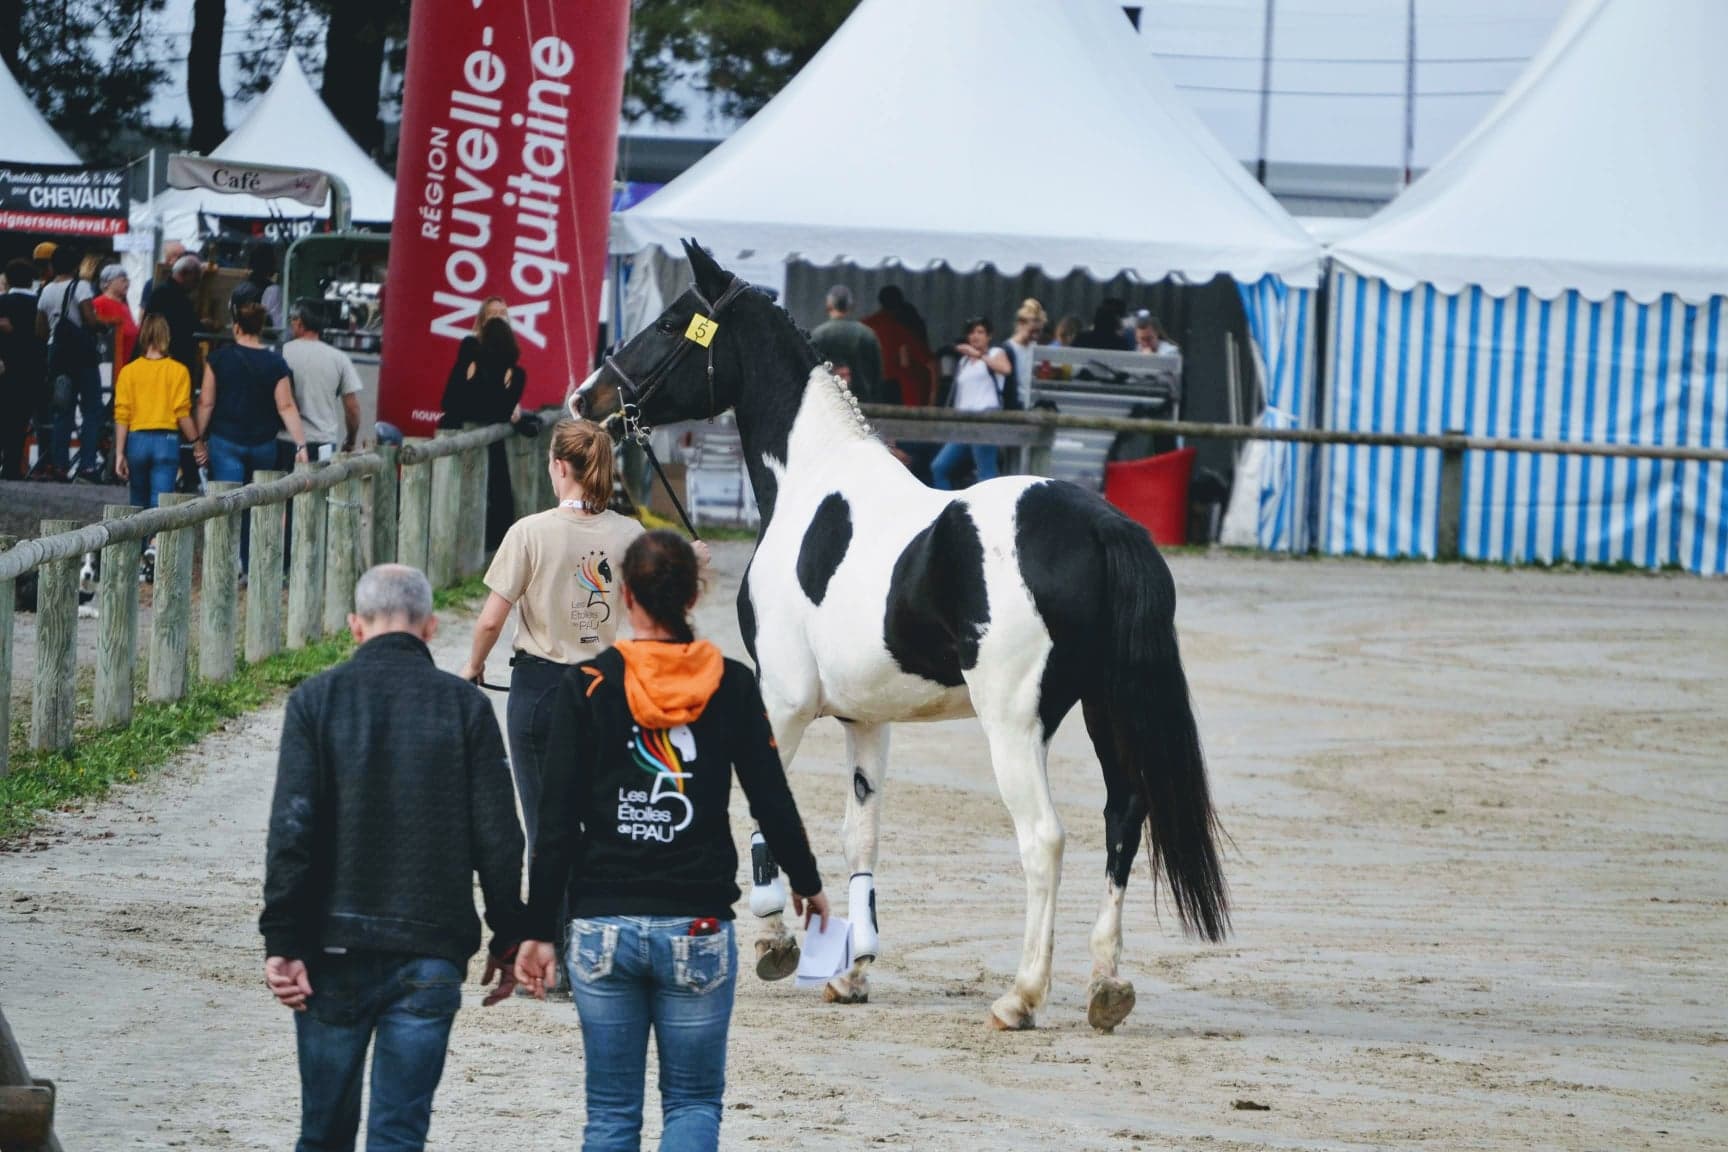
93, 265, 138, 368
863, 285, 938, 407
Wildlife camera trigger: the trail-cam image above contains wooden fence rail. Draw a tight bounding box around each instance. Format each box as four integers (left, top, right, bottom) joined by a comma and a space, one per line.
863, 404, 1728, 562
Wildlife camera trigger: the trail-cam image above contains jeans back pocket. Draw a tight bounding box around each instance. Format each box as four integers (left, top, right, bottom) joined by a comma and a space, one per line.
670, 928, 733, 996
568, 920, 620, 984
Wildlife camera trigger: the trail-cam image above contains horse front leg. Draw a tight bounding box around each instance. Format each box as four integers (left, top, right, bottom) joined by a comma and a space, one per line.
825, 720, 889, 1005
751, 697, 813, 981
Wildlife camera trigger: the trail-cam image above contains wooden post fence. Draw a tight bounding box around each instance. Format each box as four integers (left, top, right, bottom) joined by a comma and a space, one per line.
0, 1006, 61, 1152
397, 440, 432, 575
95, 505, 141, 729
30, 520, 78, 753
508, 430, 541, 522
199, 482, 242, 683
323, 472, 364, 636
428, 430, 462, 589
246, 471, 288, 664
371, 443, 399, 567
457, 431, 485, 578
1436, 432, 1466, 563
286, 461, 327, 648
149, 494, 196, 703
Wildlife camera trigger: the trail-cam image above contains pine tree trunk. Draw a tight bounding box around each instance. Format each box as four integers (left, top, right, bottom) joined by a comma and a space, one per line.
321, 1, 386, 156
188, 0, 227, 152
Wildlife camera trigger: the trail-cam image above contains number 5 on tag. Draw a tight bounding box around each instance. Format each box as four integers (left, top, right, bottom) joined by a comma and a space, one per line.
685, 314, 718, 347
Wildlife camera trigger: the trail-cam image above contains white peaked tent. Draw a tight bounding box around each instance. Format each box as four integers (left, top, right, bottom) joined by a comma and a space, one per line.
0, 57, 79, 163
616, 0, 1319, 284
615, 0, 1325, 551
1321, 0, 1728, 575
142, 53, 397, 239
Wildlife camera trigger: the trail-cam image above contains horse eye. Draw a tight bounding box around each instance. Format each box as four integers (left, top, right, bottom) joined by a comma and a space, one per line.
657, 317, 677, 334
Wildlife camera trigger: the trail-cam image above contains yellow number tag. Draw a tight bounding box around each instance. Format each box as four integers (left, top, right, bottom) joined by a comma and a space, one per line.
684, 313, 718, 347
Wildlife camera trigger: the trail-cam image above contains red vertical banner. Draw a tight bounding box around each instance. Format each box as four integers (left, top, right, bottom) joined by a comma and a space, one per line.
380, 0, 630, 435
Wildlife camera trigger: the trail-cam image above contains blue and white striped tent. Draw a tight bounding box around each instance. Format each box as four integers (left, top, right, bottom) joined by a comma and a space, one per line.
1327, 0, 1728, 575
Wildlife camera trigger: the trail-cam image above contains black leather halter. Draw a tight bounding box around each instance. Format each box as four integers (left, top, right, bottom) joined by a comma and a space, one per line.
597, 274, 753, 541
602, 274, 753, 443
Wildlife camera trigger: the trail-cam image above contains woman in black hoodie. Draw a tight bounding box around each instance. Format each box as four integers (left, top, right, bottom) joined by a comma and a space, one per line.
439, 304, 527, 547
518, 530, 826, 1152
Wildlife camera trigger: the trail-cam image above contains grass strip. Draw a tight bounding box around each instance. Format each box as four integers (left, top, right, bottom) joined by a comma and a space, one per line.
1, 584, 491, 846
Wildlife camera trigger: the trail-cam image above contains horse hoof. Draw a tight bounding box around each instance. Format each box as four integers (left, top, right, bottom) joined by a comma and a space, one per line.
988, 998, 1036, 1031
754, 936, 800, 982
822, 976, 869, 1005
1086, 977, 1137, 1034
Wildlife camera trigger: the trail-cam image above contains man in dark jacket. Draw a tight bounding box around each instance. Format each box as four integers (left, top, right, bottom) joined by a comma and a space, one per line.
261, 563, 525, 1151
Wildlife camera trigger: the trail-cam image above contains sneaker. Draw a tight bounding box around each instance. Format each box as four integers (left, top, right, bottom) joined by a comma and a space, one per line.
139, 546, 156, 585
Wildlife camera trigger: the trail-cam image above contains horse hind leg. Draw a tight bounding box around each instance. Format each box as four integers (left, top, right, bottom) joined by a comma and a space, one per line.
979, 716, 1064, 1032
753, 701, 814, 982
1083, 696, 1144, 1034
824, 720, 889, 1005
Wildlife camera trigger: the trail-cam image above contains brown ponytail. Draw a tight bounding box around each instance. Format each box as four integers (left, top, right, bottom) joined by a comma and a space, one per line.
550, 417, 614, 512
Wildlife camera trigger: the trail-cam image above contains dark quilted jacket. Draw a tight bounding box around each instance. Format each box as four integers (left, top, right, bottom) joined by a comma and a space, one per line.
260, 632, 525, 964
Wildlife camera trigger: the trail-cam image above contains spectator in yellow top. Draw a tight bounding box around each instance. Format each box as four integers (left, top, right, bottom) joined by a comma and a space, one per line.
115, 314, 206, 509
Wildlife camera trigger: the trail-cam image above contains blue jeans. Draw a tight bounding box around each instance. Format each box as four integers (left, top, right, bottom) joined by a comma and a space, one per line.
293, 953, 462, 1152
125, 430, 181, 509
931, 441, 999, 489
208, 435, 278, 568
51, 363, 104, 473
568, 917, 737, 1152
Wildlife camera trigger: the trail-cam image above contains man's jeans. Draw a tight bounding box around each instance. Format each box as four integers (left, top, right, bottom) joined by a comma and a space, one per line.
293, 952, 462, 1152
51, 363, 104, 474
568, 916, 737, 1152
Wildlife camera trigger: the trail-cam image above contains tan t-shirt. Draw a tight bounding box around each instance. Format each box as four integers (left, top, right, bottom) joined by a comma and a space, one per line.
484, 508, 646, 664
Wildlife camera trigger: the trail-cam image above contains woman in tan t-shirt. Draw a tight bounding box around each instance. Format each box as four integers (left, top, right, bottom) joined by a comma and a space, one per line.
462, 418, 646, 854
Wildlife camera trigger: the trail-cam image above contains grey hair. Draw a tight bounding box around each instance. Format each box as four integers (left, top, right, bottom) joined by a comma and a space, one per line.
825, 284, 853, 313
172, 253, 203, 280
353, 564, 433, 624
99, 264, 127, 288
288, 299, 324, 333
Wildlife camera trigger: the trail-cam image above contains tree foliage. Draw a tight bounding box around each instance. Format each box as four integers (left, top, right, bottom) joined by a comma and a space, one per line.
625, 0, 859, 128
5, 0, 168, 164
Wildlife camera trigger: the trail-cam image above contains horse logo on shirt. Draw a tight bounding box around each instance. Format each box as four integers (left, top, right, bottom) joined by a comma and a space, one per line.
570, 552, 613, 643
618, 724, 696, 842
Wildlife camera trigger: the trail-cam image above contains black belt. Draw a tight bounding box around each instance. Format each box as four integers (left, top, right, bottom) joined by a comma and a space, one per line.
509, 651, 569, 670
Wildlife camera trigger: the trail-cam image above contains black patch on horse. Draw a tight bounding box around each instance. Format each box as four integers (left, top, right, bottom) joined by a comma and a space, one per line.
883, 503, 990, 686
853, 769, 874, 803
1015, 481, 1123, 741
796, 493, 851, 606
737, 557, 758, 663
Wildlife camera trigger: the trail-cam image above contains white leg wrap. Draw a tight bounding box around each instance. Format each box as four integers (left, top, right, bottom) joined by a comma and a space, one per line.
848, 872, 879, 960
749, 832, 788, 918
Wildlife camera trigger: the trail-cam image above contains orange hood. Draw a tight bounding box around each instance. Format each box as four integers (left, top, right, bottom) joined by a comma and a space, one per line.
613, 640, 725, 728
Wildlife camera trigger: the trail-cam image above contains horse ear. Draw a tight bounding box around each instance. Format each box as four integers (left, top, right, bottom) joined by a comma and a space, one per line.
683, 238, 730, 301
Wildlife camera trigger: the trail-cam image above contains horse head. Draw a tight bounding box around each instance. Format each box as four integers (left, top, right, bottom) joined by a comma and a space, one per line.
572, 239, 757, 436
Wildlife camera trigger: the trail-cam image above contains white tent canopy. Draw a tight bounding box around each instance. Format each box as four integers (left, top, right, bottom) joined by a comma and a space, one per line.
0, 57, 79, 164
145, 52, 396, 238
613, 0, 1322, 286
1332, 0, 1727, 304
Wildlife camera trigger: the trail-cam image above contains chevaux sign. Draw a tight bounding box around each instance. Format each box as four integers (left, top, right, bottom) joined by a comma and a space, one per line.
0, 165, 129, 236
379, 0, 630, 435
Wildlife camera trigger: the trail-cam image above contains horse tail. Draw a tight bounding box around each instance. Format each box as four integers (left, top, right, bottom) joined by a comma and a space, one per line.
1096, 516, 1230, 943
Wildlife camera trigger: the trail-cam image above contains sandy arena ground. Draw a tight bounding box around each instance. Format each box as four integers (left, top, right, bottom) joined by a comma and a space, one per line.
2, 542, 1725, 1150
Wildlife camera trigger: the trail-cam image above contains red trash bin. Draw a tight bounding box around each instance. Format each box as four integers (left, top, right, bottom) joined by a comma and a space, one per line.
1104, 448, 1197, 546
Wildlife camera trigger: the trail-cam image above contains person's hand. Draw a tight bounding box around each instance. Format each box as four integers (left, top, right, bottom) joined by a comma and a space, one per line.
458, 660, 483, 686
691, 540, 711, 569
114, 455, 130, 481
955, 343, 980, 359
266, 956, 312, 1011
192, 440, 209, 467
482, 944, 519, 1006
294, 445, 309, 464
791, 889, 830, 932
511, 403, 522, 423
515, 940, 558, 1000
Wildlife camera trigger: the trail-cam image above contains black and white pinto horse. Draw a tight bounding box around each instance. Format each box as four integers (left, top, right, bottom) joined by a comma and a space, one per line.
575, 242, 1228, 1031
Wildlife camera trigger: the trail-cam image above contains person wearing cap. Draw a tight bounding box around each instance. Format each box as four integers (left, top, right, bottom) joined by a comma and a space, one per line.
35, 244, 104, 483
92, 265, 138, 369
31, 241, 56, 287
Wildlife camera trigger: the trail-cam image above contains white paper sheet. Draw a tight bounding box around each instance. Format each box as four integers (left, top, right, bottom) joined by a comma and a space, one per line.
793, 914, 850, 990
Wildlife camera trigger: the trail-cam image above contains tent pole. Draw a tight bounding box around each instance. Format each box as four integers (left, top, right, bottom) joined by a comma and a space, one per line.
1402, 0, 1418, 187
1255, 0, 1277, 187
